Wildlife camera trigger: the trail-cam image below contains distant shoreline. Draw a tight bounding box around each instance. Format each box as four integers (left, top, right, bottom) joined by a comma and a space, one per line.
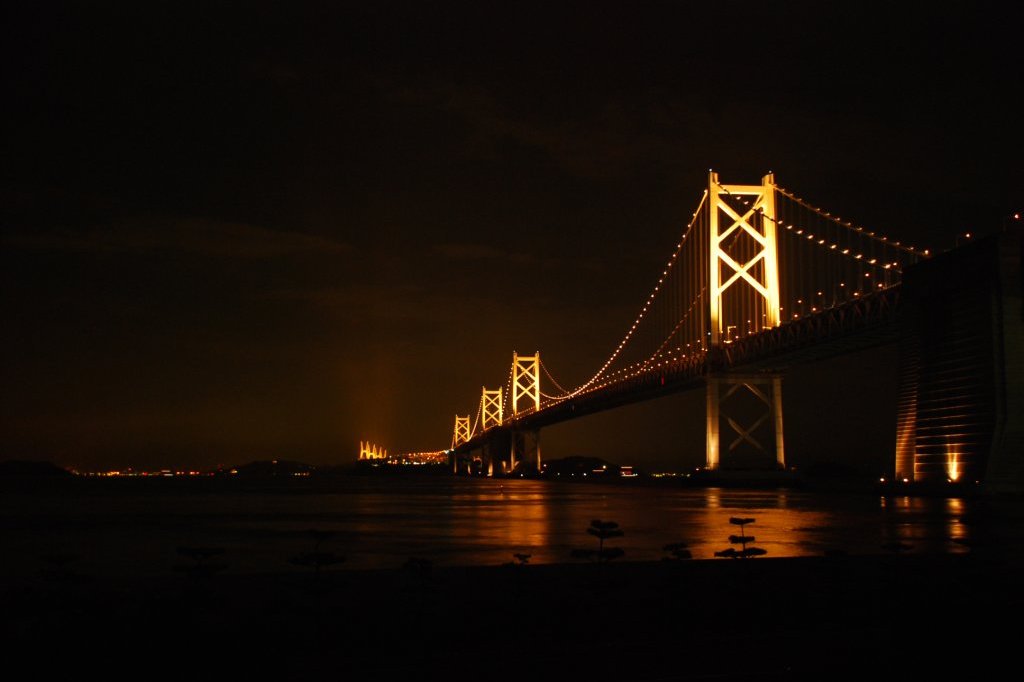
1, 463, 987, 499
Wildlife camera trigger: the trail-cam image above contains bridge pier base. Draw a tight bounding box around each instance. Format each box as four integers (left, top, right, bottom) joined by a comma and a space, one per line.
476, 430, 511, 477
511, 428, 542, 474
451, 452, 474, 475
705, 374, 785, 470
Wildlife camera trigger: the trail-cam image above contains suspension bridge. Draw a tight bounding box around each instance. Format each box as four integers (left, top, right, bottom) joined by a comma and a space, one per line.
415, 172, 1023, 489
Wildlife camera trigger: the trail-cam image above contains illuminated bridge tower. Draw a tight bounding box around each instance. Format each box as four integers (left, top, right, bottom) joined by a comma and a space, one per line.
482, 387, 503, 431
705, 171, 786, 470
510, 352, 542, 472
451, 415, 471, 474
480, 387, 504, 476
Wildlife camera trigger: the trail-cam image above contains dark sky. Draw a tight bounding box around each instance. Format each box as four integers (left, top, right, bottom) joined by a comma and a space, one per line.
2, 3, 1020, 471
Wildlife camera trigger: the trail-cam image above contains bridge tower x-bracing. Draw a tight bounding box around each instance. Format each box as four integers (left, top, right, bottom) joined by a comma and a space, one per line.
450, 414, 471, 473
481, 387, 503, 429
511, 352, 540, 414
705, 171, 786, 471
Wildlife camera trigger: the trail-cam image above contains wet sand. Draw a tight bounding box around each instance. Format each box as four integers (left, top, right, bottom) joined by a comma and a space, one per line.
4, 550, 1019, 680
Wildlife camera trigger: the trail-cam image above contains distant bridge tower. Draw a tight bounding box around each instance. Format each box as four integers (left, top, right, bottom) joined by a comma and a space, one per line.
705, 172, 785, 471
481, 387, 503, 429
359, 441, 387, 461
452, 415, 471, 448
450, 415, 472, 474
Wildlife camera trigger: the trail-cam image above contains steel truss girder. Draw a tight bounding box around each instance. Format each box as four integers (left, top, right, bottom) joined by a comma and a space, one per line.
720, 286, 900, 368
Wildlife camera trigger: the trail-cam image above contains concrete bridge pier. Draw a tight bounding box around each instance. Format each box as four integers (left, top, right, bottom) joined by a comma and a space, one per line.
705, 373, 785, 470
511, 428, 542, 474
450, 450, 472, 475
472, 429, 509, 477
893, 226, 1023, 489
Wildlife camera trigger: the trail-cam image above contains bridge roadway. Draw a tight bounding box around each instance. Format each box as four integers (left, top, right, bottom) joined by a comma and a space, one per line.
454, 285, 901, 455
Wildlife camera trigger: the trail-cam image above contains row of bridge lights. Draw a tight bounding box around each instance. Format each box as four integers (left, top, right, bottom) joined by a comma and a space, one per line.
784, 223, 912, 271
566, 280, 899, 400
607, 337, 711, 379
535, 273, 897, 408
785, 223, 927, 262
772, 185, 930, 258
560, 276, 885, 398
554, 263, 902, 396
551, 337, 715, 404
549, 269, 902, 401
786, 280, 887, 319
529, 347, 693, 411
577, 200, 705, 394
641, 294, 706, 371
548, 285, 896, 403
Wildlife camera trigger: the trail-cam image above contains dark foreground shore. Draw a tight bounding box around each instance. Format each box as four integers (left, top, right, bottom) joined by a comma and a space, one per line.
3, 550, 1020, 680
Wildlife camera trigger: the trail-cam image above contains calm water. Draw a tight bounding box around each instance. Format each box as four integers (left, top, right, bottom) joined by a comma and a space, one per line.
0, 476, 978, 577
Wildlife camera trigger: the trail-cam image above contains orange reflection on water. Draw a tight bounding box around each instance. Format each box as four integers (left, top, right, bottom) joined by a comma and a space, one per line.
340, 479, 978, 567
945, 497, 968, 549
879, 495, 971, 554
453, 483, 554, 563
687, 489, 839, 559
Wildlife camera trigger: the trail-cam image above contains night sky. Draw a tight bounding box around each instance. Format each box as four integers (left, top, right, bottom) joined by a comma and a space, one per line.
3, 3, 1020, 471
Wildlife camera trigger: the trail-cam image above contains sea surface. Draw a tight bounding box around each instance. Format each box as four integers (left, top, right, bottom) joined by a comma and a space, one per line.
0, 476, 989, 578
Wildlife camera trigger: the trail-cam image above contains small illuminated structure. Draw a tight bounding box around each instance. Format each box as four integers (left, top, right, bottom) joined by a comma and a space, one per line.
390, 450, 448, 466
359, 441, 387, 461
360, 442, 448, 466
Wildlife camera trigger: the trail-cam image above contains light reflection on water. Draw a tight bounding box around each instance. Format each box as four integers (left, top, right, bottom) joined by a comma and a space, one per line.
0, 477, 975, 576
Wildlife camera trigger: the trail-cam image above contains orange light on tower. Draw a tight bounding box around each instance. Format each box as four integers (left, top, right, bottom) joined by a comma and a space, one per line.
947, 448, 962, 482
